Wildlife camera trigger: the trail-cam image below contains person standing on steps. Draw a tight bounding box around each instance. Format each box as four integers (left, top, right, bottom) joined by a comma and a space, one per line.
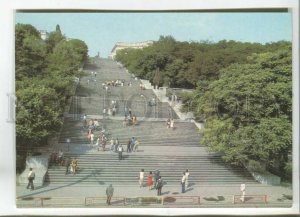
240, 183, 246, 203
90, 132, 94, 145
106, 184, 114, 205
130, 137, 135, 153
127, 139, 131, 152
100, 134, 107, 151
26, 168, 35, 190
185, 169, 190, 189
134, 139, 139, 152
170, 119, 175, 130
110, 138, 115, 152
117, 144, 123, 161
139, 169, 144, 187
114, 138, 119, 153
128, 108, 132, 117
181, 172, 186, 193
154, 169, 160, 187
65, 157, 71, 175
148, 171, 153, 190
166, 118, 171, 128
156, 176, 163, 196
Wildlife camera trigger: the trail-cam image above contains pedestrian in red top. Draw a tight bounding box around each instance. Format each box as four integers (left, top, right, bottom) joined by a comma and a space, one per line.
148, 171, 153, 190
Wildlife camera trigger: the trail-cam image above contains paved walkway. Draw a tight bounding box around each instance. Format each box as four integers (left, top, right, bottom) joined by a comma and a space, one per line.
16, 182, 292, 207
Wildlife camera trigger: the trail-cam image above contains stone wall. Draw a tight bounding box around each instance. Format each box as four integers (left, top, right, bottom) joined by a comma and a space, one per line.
251, 171, 281, 185
18, 153, 50, 187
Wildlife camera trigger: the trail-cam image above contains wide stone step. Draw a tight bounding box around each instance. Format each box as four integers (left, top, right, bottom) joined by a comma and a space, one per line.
45, 176, 256, 183
58, 133, 201, 140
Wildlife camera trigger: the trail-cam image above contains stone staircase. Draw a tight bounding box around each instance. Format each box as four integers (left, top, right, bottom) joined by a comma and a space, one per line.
58, 118, 200, 146
46, 58, 257, 187
45, 154, 256, 186
69, 59, 178, 119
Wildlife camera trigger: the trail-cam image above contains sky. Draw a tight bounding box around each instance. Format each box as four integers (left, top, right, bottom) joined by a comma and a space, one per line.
15, 12, 292, 57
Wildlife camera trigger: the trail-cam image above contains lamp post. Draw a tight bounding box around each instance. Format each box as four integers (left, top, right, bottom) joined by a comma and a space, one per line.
66, 138, 71, 152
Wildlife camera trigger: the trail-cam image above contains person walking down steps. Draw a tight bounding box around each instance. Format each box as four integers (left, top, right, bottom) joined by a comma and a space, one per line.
117, 144, 124, 161
148, 171, 153, 190
106, 184, 114, 205
156, 176, 163, 196
185, 169, 190, 189
139, 169, 144, 187
26, 168, 35, 190
181, 172, 186, 193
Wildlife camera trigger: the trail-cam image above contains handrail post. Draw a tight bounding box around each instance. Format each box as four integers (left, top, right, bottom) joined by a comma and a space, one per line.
84, 197, 87, 206
232, 195, 235, 204
198, 196, 200, 205
161, 196, 164, 206
41, 197, 43, 207
124, 197, 126, 206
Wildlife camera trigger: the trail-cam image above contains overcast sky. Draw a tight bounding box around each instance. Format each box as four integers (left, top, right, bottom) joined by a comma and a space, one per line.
15, 12, 292, 57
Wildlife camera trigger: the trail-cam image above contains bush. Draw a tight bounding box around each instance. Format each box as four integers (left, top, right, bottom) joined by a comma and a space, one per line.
284, 161, 292, 181
16, 154, 26, 173
248, 160, 266, 173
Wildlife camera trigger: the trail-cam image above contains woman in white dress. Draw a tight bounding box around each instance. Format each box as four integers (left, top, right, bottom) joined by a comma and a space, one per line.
139, 169, 145, 187
185, 169, 190, 188
170, 119, 174, 129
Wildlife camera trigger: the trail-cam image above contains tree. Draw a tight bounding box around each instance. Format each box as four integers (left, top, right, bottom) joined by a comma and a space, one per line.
15, 23, 89, 170
16, 80, 63, 147
116, 37, 268, 89
15, 24, 47, 79
45, 24, 65, 53
199, 47, 292, 173
47, 40, 84, 76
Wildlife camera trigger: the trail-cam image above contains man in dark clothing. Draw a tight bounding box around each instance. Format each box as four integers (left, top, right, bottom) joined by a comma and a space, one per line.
127, 139, 130, 152
26, 168, 35, 190
130, 137, 135, 152
154, 169, 160, 187
65, 157, 71, 175
106, 184, 114, 205
156, 176, 163, 196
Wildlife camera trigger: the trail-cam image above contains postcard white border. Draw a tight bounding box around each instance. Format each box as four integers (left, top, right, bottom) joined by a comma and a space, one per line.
0, 0, 299, 215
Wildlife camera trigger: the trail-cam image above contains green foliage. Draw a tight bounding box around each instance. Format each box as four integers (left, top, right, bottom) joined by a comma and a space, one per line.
45, 24, 65, 53
284, 162, 292, 180
199, 47, 292, 172
47, 40, 84, 75
67, 39, 89, 63
16, 80, 63, 146
248, 160, 265, 173
15, 23, 89, 156
15, 24, 47, 79
116, 37, 267, 88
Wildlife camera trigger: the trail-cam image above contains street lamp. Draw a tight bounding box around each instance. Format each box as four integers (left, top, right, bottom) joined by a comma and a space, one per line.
66, 138, 71, 152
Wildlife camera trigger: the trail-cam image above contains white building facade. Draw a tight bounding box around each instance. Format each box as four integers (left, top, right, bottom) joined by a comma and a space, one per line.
109, 40, 154, 60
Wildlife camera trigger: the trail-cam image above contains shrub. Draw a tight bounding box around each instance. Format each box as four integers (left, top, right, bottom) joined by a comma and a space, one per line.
284, 161, 292, 181
248, 160, 266, 173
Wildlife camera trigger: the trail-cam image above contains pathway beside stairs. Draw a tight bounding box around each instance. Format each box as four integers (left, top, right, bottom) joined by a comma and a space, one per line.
16, 58, 292, 208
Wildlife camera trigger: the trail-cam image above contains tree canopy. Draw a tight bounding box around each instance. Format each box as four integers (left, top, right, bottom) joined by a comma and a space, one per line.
199, 48, 292, 172
15, 24, 88, 158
